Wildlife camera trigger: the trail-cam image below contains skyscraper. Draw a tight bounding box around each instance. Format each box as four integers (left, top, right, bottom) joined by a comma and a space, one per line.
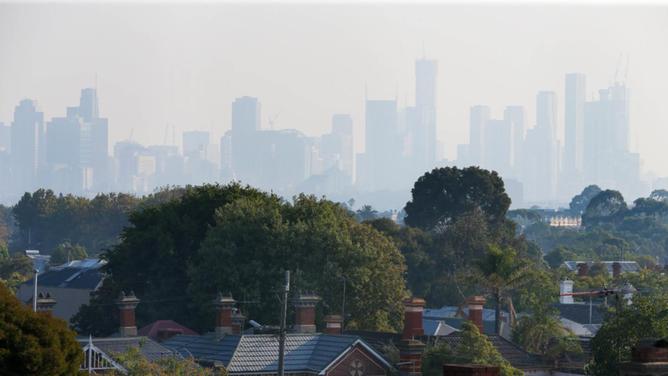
483, 119, 512, 177
359, 99, 399, 191
564, 73, 586, 175
414, 59, 438, 170
503, 106, 525, 174
231, 96, 261, 184
321, 114, 354, 182
0, 122, 10, 152
10, 99, 45, 193
182, 131, 210, 158
468, 105, 490, 166
527, 91, 559, 202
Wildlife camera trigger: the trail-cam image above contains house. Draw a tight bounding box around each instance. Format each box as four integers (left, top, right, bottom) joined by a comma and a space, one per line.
563, 260, 640, 277
162, 292, 395, 376
16, 258, 106, 322
138, 319, 198, 342
423, 304, 511, 338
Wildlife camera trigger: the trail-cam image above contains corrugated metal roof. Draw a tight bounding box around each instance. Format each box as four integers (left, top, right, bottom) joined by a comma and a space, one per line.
23, 258, 106, 290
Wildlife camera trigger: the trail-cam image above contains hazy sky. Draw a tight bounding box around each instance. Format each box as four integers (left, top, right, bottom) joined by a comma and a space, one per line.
1, 2, 667, 175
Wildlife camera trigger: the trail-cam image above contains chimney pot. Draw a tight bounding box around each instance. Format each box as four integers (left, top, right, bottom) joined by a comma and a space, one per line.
577, 262, 589, 277
231, 309, 245, 335
402, 297, 426, 340
117, 290, 140, 337
399, 297, 427, 376
466, 296, 486, 333
323, 314, 343, 335
36, 291, 57, 314
293, 292, 320, 333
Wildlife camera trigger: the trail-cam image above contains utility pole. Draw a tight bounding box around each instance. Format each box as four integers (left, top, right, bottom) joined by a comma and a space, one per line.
278, 270, 290, 376
341, 277, 346, 331
32, 268, 39, 312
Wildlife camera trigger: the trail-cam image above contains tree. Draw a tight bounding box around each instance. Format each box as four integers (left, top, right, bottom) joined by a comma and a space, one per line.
422, 321, 522, 376
512, 312, 581, 366
189, 194, 407, 332
544, 246, 577, 269
569, 185, 602, 215
356, 205, 378, 222
50, 242, 88, 265
582, 190, 628, 227
0, 254, 32, 292
588, 292, 668, 375
649, 189, 668, 202
475, 245, 531, 335
0, 282, 83, 375
404, 166, 511, 232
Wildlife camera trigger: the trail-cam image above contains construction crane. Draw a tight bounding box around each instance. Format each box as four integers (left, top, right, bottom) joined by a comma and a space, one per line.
268, 113, 280, 130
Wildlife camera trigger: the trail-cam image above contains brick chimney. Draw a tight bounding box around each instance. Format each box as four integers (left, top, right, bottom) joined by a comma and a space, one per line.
400, 297, 426, 376
214, 292, 236, 337
402, 297, 426, 340
559, 280, 574, 304
323, 314, 343, 335
231, 309, 245, 335
577, 262, 589, 277
36, 292, 56, 313
117, 291, 140, 337
466, 296, 486, 333
293, 292, 320, 333
613, 262, 622, 278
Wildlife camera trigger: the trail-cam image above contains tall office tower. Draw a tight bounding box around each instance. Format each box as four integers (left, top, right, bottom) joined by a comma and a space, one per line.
113, 141, 145, 192
10, 99, 45, 194
46, 115, 83, 193
414, 59, 438, 170
182, 131, 210, 158
254, 129, 310, 192
75, 88, 109, 191
219, 131, 234, 180
321, 114, 354, 182
468, 105, 490, 166
359, 99, 399, 191
524, 92, 559, 202
0, 122, 10, 152
79, 88, 99, 122
584, 83, 632, 189
503, 106, 525, 173
564, 73, 586, 176
232, 96, 261, 134
231, 96, 261, 184
483, 119, 512, 177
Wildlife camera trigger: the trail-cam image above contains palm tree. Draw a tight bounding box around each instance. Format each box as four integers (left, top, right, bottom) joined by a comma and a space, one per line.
476, 245, 531, 335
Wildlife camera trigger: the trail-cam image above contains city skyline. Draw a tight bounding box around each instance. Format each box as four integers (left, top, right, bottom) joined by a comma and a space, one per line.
1, 3, 667, 176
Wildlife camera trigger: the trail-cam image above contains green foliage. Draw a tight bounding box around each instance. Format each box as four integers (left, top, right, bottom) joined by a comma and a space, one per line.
582, 190, 628, 227
544, 246, 577, 269
356, 205, 378, 222
422, 321, 522, 376
404, 166, 511, 232
50, 241, 88, 265
0, 282, 83, 375
110, 345, 224, 376
512, 312, 581, 364
73, 184, 407, 335
588, 292, 668, 375
569, 185, 602, 215
12, 189, 141, 255
0, 254, 32, 292
190, 194, 407, 332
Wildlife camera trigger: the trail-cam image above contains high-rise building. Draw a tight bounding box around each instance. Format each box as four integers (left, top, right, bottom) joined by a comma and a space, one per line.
468, 105, 490, 166
321, 114, 354, 182
10, 99, 45, 193
483, 119, 512, 177
414, 59, 438, 170
524, 91, 559, 202
359, 99, 399, 191
231, 96, 261, 184
564, 73, 586, 175
503, 106, 525, 173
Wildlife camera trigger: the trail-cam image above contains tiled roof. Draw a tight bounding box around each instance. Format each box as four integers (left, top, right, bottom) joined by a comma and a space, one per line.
555, 302, 606, 325
164, 333, 390, 374
439, 333, 547, 370
163, 334, 240, 364
424, 306, 504, 322
78, 336, 177, 362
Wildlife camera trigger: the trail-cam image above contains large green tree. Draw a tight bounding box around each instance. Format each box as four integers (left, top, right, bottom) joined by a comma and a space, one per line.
0, 282, 83, 375
189, 194, 407, 332
404, 166, 511, 232
582, 190, 628, 227
569, 185, 602, 215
